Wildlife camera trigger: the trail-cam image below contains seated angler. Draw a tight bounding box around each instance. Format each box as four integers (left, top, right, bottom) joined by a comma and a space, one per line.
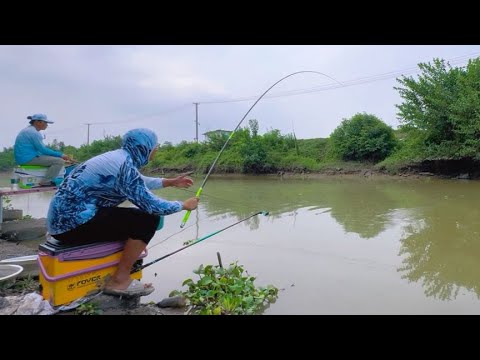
46, 128, 199, 297
14, 113, 73, 186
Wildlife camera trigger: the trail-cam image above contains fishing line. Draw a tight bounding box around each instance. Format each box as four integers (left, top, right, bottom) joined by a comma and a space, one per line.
177, 187, 258, 210
148, 189, 262, 248
148, 205, 269, 251
147, 217, 197, 250
147, 189, 256, 251
180, 70, 343, 228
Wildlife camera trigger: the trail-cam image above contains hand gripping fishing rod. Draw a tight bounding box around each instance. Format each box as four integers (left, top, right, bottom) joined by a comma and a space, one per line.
180, 70, 343, 228
133, 211, 269, 273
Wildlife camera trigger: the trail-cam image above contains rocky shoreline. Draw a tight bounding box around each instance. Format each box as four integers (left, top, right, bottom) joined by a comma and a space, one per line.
0, 287, 186, 315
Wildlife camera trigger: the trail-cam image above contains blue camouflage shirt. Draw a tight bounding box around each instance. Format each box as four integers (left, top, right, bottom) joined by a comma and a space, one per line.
47, 128, 183, 235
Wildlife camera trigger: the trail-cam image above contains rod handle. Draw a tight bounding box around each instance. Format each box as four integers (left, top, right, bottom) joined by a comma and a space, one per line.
180, 187, 203, 228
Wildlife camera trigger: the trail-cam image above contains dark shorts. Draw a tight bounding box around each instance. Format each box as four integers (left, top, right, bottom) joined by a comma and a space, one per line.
52, 207, 160, 246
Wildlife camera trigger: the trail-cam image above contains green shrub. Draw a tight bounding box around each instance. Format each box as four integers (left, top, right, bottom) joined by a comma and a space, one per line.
330, 113, 397, 162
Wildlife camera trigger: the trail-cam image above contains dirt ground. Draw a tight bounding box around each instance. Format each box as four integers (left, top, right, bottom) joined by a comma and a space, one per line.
0, 239, 38, 260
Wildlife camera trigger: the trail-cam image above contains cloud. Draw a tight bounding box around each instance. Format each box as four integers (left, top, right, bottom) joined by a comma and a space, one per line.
124, 47, 227, 97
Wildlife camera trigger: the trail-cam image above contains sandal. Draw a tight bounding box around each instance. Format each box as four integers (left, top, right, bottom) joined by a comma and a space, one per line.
103, 279, 154, 297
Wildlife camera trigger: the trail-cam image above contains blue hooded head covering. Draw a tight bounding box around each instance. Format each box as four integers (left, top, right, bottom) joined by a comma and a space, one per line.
122, 128, 158, 168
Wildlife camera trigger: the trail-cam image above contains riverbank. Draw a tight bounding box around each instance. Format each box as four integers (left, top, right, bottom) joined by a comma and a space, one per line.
147, 157, 480, 180
3, 157, 480, 182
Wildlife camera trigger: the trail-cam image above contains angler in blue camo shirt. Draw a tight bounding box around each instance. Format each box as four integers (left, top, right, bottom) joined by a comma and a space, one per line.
47, 128, 199, 297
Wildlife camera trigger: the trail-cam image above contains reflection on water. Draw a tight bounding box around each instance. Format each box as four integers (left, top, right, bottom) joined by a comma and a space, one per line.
172, 176, 402, 238
3, 174, 480, 313
397, 183, 480, 302
159, 176, 480, 313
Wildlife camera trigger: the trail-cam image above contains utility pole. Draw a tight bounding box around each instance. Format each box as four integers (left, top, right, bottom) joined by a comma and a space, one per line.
85, 123, 92, 145
193, 102, 199, 143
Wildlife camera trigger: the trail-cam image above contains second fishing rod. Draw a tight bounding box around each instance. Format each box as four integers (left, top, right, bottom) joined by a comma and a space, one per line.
132, 210, 269, 273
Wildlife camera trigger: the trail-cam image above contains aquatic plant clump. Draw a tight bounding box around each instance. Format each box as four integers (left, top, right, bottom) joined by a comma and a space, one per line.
170, 261, 278, 315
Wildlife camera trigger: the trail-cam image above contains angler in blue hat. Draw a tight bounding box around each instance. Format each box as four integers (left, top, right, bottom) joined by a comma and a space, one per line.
14, 113, 73, 186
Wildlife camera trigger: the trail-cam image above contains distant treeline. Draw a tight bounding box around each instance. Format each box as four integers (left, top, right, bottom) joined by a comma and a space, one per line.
0, 117, 391, 174
1, 57, 480, 174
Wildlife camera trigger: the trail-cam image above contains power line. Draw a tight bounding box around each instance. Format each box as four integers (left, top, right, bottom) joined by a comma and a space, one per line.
197, 52, 480, 104
87, 104, 192, 126
44, 51, 480, 141
47, 104, 192, 138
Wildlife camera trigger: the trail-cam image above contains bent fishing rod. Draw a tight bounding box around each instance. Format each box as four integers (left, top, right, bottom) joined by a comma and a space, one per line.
132, 210, 269, 273
180, 70, 343, 228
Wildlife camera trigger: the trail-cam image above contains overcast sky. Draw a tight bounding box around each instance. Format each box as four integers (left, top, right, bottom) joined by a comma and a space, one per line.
2, 45, 480, 149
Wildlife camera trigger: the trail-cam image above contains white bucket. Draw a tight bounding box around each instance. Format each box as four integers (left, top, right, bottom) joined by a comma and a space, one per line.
0, 255, 38, 277
0, 264, 24, 282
